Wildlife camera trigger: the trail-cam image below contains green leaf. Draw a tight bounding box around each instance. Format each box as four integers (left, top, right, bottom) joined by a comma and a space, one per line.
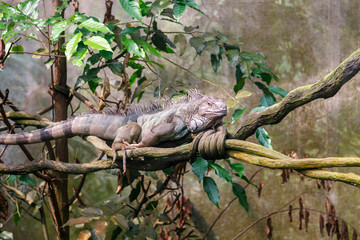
136, 39, 162, 57
251, 106, 267, 112
129, 181, 141, 202
150, 60, 164, 69
209, 163, 232, 183
226, 49, 240, 67
152, 31, 176, 51
173, 3, 186, 19
241, 175, 259, 189
44, 58, 55, 69
234, 63, 245, 93
17, 0, 40, 16
11, 45, 24, 54
126, 60, 145, 70
235, 90, 253, 99
129, 69, 142, 87
139, 0, 151, 16
260, 94, 275, 108
65, 32, 82, 60
268, 86, 288, 98
19, 175, 36, 185
174, 33, 187, 56
205, 40, 220, 55
52, 20, 69, 41
203, 177, 220, 207
26, 33, 37, 40
232, 183, 249, 212
55, 3, 69, 13
192, 157, 208, 182
145, 201, 158, 211
184, 0, 207, 16
99, 49, 113, 60
121, 37, 144, 57
231, 108, 246, 124
88, 78, 102, 93
189, 36, 204, 55
119, 0, 142, 21
224, 43, 240, 52
79, 18, 111, 33
163, 167, 173, 176
260, 72, 272, 85
211, 54, 221, 73
256, 127, 272, 149
32, 48, 47, 59
226, 160, 244, 178
0, 231, 14, 240
120, 26, 143, 35
71, 49, 88, 66
7, 175, 16, 183
225, 99, 238, 109
13, 209, 20, 225
108, 62, 123, 76
84, 36, 113, 52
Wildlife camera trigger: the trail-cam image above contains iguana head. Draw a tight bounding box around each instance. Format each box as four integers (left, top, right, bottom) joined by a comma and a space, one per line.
180, 91, 227, 133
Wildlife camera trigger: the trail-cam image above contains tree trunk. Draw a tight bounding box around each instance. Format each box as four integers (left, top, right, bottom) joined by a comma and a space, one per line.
51, 1, 69, 239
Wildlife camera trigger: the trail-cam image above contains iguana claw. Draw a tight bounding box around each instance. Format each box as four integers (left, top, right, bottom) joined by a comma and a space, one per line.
112, 142, 129, 173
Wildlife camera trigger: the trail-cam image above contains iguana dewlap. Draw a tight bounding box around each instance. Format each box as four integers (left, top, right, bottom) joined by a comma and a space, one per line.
0, 91, 227, 170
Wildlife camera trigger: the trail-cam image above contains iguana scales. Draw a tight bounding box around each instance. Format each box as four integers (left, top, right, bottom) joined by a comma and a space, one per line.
0, 91, 227, 171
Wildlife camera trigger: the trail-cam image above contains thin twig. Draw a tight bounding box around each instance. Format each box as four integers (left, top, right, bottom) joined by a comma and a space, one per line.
162, 56, 235, 100
10, 51, 66, 57
67, 174, 87, 207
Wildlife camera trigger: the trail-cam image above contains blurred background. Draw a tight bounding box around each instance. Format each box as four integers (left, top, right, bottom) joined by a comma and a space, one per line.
1, 0, 360, 239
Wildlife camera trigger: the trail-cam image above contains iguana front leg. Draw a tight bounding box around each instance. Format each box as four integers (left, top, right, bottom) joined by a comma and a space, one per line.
112, 122, 142, 173
130, 122, 176, 148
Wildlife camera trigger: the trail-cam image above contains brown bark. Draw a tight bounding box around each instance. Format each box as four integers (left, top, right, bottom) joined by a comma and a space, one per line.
51, 1, 69, 239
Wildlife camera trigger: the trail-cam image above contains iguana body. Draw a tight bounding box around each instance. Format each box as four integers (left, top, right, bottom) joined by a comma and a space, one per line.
0, 91, 227, 170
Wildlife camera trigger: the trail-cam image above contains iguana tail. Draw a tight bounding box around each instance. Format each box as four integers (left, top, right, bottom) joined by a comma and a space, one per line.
0, 118, 76, 144
0, 113, 134, 145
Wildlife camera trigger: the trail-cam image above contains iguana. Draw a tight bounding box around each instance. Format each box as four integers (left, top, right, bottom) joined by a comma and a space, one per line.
0, 91, 227, 171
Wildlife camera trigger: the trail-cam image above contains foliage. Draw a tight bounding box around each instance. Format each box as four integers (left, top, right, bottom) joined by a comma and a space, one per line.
0, 0, 291, 239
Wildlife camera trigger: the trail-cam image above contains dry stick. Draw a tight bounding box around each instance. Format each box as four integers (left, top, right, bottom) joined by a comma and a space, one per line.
133, 175, 172, 218
203, 167, 263, 239
10, 51, 66, 57
67, 174, 87, 207
37, 104, 54, 115
0, 90, 19, 111
0, 38, 20, 65
68, 87, 96, 110
46, 183, 64, 238
39, 205, 50, 240
235, 47, 360, 140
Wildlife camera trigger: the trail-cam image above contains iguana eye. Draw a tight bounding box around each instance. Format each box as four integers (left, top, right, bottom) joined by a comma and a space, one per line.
207, 102, 212, 106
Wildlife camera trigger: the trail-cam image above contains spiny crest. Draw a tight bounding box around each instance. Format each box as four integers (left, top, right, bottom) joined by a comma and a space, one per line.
96, 89, 204, 116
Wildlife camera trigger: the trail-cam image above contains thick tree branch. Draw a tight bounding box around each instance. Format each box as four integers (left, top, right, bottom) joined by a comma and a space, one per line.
234, 47, 360, 139
2, 139, 360, 187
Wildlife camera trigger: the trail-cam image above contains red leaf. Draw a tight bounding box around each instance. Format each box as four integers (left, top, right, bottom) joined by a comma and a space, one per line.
288, 205, 293, 222
352, 230, 358, 240
258, 183, 263, 198
319, 215, 324, 237
266, 218, 273, 240
305, 209, 310, 232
